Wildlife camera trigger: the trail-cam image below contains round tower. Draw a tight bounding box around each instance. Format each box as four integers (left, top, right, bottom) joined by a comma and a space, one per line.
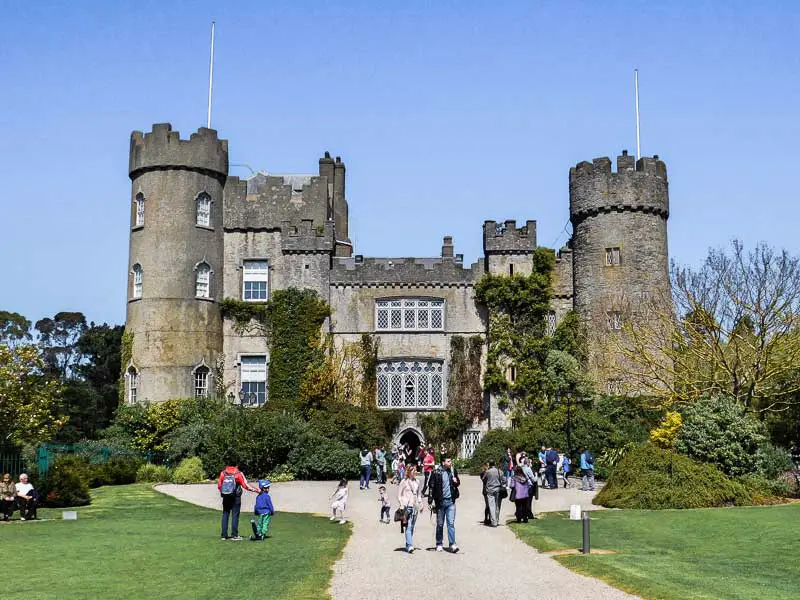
126, 123, 228, 402
569, 151, 669, 389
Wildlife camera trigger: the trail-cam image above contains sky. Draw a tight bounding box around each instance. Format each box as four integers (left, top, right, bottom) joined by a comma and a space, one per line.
1, 1, 799, 326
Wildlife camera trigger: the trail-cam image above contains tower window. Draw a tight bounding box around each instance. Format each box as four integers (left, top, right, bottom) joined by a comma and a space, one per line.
134, 193, 145, 227
606, 311, 623, 330
546, 311, 557, 336
605, 247, 621, 266
195, 262, 211, 298
127, 366, 139, 404
607, 379, 623, 395
194, 366, 209, 398
132, 264, 143, 299
506, 364, 517, 383
240, 355, 267, 406
196, 193, 212, 227
509, 263, 514, 276
242, 260, 269, 301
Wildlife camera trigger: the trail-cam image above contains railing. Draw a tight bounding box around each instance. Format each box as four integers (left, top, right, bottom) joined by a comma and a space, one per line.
0, 447, 26, 477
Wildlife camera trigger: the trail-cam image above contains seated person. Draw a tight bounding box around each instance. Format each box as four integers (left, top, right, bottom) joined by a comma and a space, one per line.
15, 473, 39, 521
1, 473, 16, 521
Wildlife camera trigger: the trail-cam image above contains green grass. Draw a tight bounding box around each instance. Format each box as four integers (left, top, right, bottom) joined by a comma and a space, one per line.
2, 485, 349, 600
510, 505, 800, 600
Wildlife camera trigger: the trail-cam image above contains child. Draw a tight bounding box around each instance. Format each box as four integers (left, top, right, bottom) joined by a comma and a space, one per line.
330, 479, 348, 524
397, 459, 406, 483
378, 485, 391, 523
250, 479, 274, 541
560, 454, 571, 488
390, 456, 400, 484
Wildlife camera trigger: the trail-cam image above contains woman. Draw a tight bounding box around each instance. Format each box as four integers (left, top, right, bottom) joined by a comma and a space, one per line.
511, 466, 531, 523
1, 474, 15, 521
397, 464, 423, 553
503, 448, 514, 487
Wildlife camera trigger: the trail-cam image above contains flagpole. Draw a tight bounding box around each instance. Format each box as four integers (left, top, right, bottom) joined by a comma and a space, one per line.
207, 21, 215, 129
634, 68, 641, 160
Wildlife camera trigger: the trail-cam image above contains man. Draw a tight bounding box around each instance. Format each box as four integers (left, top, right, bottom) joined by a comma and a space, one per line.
481, 459, 505, 527
15, 473, 38, 521
545, 446, 559, 489
217, 460, 258, 540
427, 455, 460, 552
359, 448, 374, 490
421, 446, 435, 495
375, 447, 387, 484
521, 456, 538, 519
580, 447, 596, 491
537, 446, 547, 487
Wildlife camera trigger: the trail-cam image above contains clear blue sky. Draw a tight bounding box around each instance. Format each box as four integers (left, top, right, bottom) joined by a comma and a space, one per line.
2, 1, 798, 326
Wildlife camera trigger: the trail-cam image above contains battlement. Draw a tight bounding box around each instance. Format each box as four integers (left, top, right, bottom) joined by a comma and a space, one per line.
129, 123, 228, 178
569, 151, 669, 223
483, 220, 537, 254
330, 255, 481, 287
280, 219, 335, 254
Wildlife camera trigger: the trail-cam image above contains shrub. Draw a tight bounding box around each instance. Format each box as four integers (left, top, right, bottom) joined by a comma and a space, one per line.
675, 395, 766, 477
171, 457, 206, 484
739, 474, 792, 502
754, 443, 793, 479
88, 457, 141, 487
39, 455, 92, 507
649, 411, 683, 449
594, 444, 753, 509
307, 403, 396, 450
136, 463, 173, 483
287, 433, 359, 480
468, 429, 523, 474
265, 465, 296, 483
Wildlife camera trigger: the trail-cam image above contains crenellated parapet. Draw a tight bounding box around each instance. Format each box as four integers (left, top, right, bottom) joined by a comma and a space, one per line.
569, 151, 668, 225
129, 123, 228, 179
280, 219, 335, 254
330, 256, 482, 287
483, 220, 537, 254
552, 246, 574, 299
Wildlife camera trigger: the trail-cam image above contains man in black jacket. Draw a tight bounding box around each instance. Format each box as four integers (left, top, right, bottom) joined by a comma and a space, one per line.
427, 455, 460, 553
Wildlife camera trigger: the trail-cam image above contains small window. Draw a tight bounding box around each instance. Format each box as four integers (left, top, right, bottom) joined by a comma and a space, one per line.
607, 379, 623, 395
127, 366, 139, 404
606, 311, 623, 330
242, 260, 269, 302
546, 311, 557, 336
196, 262, 211, 298
506, 365, 517, 383
509, 263, 514, 276
194, 366, 209, 398
240, 355, 267, 406
605, 247, 621, 266
132, 264, 143, 299
196, 193, 212, 227
134, 193, 145, 227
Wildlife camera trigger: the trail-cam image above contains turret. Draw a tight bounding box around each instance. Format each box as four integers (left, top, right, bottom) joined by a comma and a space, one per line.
125, 124, 228, 403
482, 219, 537, 276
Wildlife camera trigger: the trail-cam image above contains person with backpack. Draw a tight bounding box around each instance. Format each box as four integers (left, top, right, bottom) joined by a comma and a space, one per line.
560, 453, 572, 488
580, 447, 596, 491
426, 455, 460, 553
544, 446, 559, 489
359, 448, 374, 490
217, 461, 258, 540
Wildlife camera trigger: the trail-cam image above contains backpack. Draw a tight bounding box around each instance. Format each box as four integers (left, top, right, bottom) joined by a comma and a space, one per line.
220, 469, 239, 496
585, 452, 594, 466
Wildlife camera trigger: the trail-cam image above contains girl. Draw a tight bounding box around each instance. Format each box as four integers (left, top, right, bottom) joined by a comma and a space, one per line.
330, 479, 348, 525
511, 466, 531, 523
397, 465, 423, 553
560, 453, 571, 488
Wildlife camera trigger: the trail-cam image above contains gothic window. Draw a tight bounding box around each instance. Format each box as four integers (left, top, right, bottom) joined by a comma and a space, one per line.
606, 311, 623, 331
132, 264, 143, 299
196, 193, 212, 227
134, 193, 145, 227
605, 247, 621, 266
461, 430, 482, 459
194, 366, 209, 398
195, 262, 211, 299
127, 366, 139, 404
376, 360, 445, 409
242, 260, 269, 301
606, 379, 623, 395
546, 311, 557, 336
375, 298, 445, 331
240, 355, 267, 406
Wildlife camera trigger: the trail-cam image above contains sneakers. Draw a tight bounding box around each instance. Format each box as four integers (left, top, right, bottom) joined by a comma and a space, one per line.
220, 536, 228, 541
249, 535, 263, 541
339, 519, 347, 525
450, 545, 460, 553
330, 516, 337, 521
406, 546, 415, 554
435, 545, 444, 552
229, 536, 244, 541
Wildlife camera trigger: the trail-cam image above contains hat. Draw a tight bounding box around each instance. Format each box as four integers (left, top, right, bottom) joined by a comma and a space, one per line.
258, 479, 271, 489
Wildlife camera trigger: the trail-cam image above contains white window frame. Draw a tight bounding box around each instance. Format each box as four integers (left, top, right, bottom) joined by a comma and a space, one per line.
605, 247, 621, 266
607, 379, 623, 395
134, 193, 145, 227
375, 298, 445, 331
132, 264, 143, 299
460, 430, 483, 459
606, 311, 623, 331
376, 359, 446, 410
195, 262, 212, 299
194, 366, 209, 398
240, 355, 268, 406
127, 366, 139, 404
546, 310, 557, 336
196, 192, 212, 227
242, 260, 269, 302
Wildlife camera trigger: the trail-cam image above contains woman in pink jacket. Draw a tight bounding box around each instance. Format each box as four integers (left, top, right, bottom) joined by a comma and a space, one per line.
398, 465, 423, 553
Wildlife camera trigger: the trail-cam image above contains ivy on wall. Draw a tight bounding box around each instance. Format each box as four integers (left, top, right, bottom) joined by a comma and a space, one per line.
447, 335, 484, 421
117, 330, 133, 403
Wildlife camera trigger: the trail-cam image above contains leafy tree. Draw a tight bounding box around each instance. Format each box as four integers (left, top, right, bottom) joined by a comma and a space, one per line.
0, 310, 32, 347
35, 311, 87, 380
75, 323, 124, 433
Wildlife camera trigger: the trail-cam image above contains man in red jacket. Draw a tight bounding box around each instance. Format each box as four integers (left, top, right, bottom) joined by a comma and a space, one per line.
217, 462, 258, 540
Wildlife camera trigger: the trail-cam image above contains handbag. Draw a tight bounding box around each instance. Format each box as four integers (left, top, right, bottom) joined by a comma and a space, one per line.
498, 486, 508, 500
393, 507, 407, 523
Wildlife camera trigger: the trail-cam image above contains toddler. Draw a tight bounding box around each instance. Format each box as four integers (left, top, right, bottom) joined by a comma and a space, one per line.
250, 479, 274, 541
378, 485, 391, 523
330, 479, 348, 524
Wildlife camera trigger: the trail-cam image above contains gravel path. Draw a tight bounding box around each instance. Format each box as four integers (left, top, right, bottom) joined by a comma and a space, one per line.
157, 477, 638, 600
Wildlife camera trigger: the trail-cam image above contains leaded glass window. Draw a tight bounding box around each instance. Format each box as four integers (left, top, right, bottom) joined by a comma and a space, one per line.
132, 264, 143, 299
196, 193, 212, 227
606, 311, 623, 331
194, 366, 209, 398
546, 311, 557, 336
127, 366, 138, 404
605, 247, 621, 266
195, 262, 211, 298
460, 430, 482, 459
376, 360, 445, 409
243, 260, 269, 301
134, 193, 145, 226
375, 298, 445, 331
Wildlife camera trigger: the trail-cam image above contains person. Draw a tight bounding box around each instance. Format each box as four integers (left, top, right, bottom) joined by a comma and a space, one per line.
416, 445, 426, 469
544, 446, 559, 489
560, 453, 571, 488
378, 485, 391, 523
250, 479, 274, 541
481, 459, 505, 527
375, 446, 387, 484
502, 448, 514, 488
511, 467, 532, 523
359, 448, 374, 490
330, 479, 349, 524
537, 446, 547, 486
1, 474, 15, 521
390, 455, 401, 484
398, 465, 423, 553
15, 473, 39, 521
403, 443, 414, 468
397, 458, 406, 483
421, 446, 435, 495
580, 448, 596, 491
427, 455, 460, 553
217, 461, 258, 540
521, 457, 538, 520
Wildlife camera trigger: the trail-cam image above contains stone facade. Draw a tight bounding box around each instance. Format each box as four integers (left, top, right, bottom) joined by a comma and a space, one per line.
124, 124, 670, 447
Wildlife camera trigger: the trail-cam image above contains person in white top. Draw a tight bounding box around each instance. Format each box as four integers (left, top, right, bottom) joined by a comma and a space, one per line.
330, 479, 349, 524
397, 465, 423, 553
15, 473, 37, 520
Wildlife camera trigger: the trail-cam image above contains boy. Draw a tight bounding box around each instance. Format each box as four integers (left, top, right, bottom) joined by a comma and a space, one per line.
378, 485, 391, 523
250, 479, 274, 541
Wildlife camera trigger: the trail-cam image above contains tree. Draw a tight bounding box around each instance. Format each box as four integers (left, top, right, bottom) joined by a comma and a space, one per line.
0, 344, 65, 444
35, 311, 87, 380
75, 323, 124, 434
0, 310, 32, 347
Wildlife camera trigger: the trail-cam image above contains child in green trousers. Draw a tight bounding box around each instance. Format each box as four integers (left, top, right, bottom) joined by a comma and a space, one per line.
250, 479, 274, 540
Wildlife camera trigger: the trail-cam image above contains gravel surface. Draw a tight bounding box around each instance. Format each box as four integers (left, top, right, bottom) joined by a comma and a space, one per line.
157, 476, 638, 600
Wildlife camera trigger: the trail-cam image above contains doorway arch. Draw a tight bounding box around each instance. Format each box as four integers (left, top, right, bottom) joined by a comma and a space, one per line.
393, 426, 425, 464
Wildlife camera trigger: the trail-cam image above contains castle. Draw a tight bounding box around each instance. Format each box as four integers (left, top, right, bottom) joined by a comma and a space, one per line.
125, 123, 669, 456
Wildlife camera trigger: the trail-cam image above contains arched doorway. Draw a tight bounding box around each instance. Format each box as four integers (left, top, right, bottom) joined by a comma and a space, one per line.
394, 427, 425, 466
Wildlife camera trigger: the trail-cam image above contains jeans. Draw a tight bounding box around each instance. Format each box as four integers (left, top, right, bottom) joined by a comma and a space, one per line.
485, 491, 500, 526
1, 498, 14, 519
404, 506, 418, 548
545, 464, 557, 489
221, 494, 241, 537
376, 464, 385, 484
504, 469, 513, 485
422, 470, 432, 494
435, 499, 456, 547
582, 469, 596, 491
360, 465, 372, 489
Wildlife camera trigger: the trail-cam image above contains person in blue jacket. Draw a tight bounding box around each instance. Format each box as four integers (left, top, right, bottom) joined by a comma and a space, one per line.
250, 479, 274, 540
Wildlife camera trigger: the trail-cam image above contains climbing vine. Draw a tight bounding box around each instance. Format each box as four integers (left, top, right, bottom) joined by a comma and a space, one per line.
447, 335, 484, 421
117, 330, 134, 403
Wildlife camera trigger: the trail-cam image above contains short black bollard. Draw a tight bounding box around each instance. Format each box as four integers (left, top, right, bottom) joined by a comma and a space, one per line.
581, 511, 590, 554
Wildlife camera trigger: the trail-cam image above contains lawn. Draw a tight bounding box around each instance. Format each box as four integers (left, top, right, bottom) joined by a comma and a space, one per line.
510, 504, 800, 600
2, 484, 350, 600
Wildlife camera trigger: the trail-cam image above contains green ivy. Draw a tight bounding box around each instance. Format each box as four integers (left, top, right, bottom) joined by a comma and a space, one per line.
447, 335, 484, 421
118, 330, 133, 403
